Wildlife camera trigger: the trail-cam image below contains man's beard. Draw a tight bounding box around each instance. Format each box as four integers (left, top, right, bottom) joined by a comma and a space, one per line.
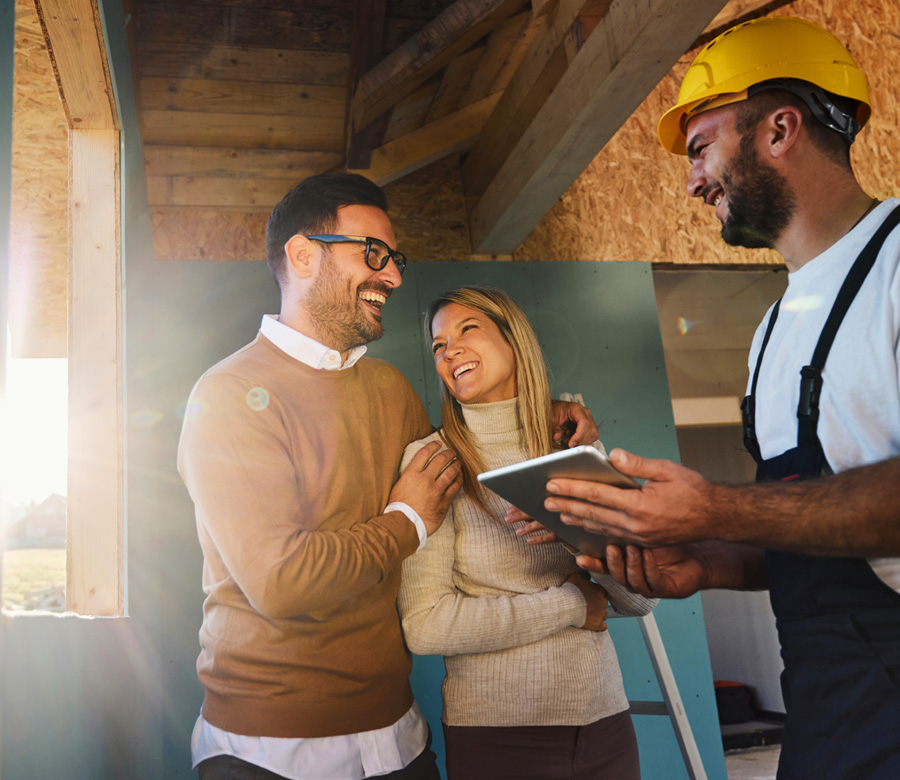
719, 134, 796, 250
306, 250, 385, 352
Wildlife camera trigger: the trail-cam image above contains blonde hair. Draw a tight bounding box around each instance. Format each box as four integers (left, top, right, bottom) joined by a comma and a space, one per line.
426, 286, 554, 507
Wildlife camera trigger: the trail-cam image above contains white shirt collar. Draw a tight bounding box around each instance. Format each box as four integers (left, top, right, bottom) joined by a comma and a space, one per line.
260, 315, 367, 370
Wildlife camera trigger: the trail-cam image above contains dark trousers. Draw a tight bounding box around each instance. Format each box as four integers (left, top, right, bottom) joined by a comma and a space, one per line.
197, 734, 440, 780
443, 710, 640, 780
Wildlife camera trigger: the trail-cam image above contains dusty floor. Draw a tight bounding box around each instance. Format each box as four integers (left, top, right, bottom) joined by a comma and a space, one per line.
725, 745, 780, 779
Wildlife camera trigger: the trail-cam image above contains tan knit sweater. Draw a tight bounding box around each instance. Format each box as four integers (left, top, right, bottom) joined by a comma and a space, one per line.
177, 333, 431, 738
398, 398, 655, 727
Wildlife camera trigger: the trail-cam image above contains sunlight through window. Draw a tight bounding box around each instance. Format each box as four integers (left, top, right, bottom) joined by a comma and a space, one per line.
2, 356, 68, 612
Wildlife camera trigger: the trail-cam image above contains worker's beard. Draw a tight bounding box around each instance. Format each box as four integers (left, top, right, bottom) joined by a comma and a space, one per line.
720, 135, 796, 250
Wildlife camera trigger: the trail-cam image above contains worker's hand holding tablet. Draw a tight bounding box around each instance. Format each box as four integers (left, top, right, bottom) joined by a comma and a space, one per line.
478, 445, 638, 558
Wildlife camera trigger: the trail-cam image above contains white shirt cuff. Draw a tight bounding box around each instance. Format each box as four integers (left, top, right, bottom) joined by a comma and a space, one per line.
385, 501, 427, 551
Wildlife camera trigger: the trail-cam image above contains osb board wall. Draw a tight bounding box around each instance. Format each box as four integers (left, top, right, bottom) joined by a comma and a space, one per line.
514, 0, 900, 265
10, 0, 68, 358
385, 156, 480, 263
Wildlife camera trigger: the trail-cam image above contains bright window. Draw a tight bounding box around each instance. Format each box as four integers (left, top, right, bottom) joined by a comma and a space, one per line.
1, 356, 68, 612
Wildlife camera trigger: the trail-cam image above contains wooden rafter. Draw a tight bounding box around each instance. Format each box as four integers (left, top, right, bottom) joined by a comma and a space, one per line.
34, 0, 117, 129
350, 0, 529, 132
346, 0, 388, 168
345, 9, 538, 187
467, 0, 730, 253
463, 0, 611, 201
703, 0, 794, 40
349, 92, 502, 186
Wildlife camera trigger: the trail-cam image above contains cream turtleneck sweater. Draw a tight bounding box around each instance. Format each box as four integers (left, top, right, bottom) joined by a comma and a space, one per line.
397, 398, 655, 727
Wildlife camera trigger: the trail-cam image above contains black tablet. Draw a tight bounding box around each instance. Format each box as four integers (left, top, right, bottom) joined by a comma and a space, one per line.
477, 445, 638, 558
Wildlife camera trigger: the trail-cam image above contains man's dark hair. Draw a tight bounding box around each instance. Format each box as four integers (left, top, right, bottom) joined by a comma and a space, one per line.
265, 173, 389, 292
734, 87, 857, 169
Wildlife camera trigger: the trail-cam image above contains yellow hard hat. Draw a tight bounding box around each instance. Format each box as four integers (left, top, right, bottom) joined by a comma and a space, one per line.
658, 16, 871, 154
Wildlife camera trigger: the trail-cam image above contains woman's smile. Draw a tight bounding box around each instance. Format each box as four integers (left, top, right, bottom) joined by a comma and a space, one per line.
431, 303, 516, 404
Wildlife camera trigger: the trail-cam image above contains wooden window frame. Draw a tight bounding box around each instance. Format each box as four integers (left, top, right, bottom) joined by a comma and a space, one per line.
37, 0, 123, 616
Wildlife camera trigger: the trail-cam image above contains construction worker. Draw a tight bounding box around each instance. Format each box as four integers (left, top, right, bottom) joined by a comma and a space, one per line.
532, 17, 900, 779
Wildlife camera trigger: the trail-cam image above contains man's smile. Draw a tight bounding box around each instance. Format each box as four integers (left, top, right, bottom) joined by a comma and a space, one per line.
359, 289, 386, 310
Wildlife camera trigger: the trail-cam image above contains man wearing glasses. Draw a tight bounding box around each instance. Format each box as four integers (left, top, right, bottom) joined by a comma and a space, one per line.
178, 173, 462, 780
178, 172, 598, 780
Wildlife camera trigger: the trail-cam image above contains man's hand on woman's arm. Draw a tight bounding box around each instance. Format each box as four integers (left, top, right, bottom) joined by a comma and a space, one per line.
549, 400, 599, 448
390, 441, 462, 536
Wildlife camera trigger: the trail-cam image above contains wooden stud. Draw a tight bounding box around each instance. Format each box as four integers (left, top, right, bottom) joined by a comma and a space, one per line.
67, 128, 123, 616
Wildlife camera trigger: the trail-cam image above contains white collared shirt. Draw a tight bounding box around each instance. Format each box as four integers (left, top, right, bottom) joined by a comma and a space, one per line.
260, 313, 368, 370
192, 703, 430, 779
191, 315, 429, 777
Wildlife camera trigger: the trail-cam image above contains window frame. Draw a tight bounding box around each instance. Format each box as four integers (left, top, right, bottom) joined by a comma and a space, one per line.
35, 0, 123, 616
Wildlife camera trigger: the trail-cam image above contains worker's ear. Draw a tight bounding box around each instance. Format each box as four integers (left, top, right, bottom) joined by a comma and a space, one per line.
284, 234, 318, 280
762, 105, 802, 159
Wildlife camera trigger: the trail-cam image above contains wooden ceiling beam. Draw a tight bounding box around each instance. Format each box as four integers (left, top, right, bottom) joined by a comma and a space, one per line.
462, 0, 609, 201
467, 0, 729, 253
530, 0, 557, 17
458, 9, 536, 106
144, 146, 342, 180
348, 92, 502, 186
346, 0, 388, 168
702, 0, 793, 40
136, 42, 350, 85
34, 0, 116, 129
351, 0, 530, 132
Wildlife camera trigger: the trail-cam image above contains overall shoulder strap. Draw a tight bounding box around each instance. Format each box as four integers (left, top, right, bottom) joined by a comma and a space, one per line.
797, 203, 900, 450
742, 299, 782, 461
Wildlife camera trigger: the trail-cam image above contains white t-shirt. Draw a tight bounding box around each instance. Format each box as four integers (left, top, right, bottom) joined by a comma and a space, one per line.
746, 198, 900, 588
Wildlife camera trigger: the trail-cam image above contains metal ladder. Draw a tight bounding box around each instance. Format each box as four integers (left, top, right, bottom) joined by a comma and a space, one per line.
621, 612, 709, 780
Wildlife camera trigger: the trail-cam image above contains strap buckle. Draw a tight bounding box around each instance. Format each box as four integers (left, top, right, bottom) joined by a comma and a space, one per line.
798, 365, 823, 423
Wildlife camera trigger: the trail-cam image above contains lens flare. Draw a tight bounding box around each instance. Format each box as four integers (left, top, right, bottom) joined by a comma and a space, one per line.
131, 409, 164, 428
782, 295, 824, 312
677, 316, 702, 335
246, 387, 270, 412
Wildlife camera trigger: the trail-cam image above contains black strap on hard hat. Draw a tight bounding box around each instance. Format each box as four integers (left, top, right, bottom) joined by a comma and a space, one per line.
747, 77, 861, 144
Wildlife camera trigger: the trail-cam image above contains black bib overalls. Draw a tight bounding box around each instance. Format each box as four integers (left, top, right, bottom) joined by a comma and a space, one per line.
740, 205, 900, 779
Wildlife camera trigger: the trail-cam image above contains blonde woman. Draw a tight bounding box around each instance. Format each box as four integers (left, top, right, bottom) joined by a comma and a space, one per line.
398, 286, 655, 780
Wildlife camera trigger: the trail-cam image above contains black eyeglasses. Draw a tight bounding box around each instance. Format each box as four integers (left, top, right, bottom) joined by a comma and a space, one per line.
306, 234, 408, 275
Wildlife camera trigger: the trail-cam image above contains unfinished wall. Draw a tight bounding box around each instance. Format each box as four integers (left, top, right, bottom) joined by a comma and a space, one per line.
514, 0, 900, 265
384, 156, 486, 262
10, 0, 68, 357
